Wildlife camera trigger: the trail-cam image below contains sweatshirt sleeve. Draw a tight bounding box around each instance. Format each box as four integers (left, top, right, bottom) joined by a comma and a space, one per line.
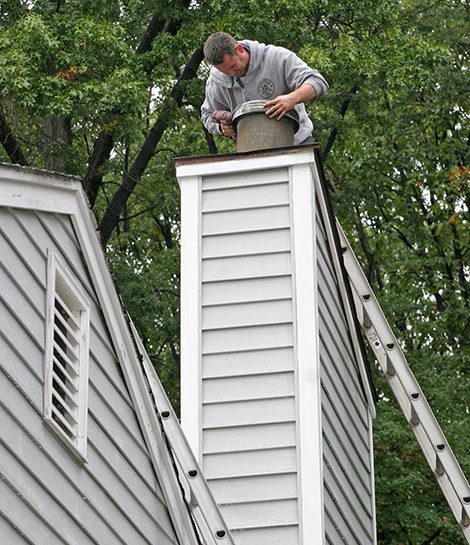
302, 74, 328, 99
201, 75, 229, 135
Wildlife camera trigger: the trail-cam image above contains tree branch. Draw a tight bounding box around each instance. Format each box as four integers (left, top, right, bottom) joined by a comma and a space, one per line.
83, 131, 114, 206
99, 47, 204, 244
83, 9, 187, 205
0, 102, 27, 166
322, 82, 359, 162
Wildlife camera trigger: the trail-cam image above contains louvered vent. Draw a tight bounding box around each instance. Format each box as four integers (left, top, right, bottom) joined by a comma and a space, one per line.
45, 252, 90, 458
51, 291, 81, 438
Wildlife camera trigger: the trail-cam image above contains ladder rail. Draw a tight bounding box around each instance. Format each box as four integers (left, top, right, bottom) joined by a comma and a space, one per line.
130, 321, 235, 545
337, 221, 470, 542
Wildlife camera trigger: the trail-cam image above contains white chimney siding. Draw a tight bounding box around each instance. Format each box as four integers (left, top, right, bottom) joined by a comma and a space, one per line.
176, 147, 376, 545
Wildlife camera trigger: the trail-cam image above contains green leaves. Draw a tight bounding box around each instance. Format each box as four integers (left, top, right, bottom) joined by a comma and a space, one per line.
0, 1, 469, 541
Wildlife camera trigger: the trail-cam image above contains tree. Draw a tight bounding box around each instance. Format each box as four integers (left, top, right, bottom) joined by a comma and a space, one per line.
0, 1, 469, 543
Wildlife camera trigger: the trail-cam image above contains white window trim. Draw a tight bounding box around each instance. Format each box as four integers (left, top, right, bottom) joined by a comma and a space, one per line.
44, 250, 90, 461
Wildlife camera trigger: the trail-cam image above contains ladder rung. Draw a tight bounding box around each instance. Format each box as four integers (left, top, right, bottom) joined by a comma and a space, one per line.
436, 453, 445, 476
410, 401, 419, 426
462, 504, 470, 527
386, 353, 396, 376
362, 305, 372, 329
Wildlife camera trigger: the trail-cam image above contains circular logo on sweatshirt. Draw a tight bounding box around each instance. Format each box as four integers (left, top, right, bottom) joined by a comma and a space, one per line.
257, 78, 275, 98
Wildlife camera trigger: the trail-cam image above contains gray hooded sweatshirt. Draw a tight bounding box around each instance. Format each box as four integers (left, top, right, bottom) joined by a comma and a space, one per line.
201, 39, 329, 145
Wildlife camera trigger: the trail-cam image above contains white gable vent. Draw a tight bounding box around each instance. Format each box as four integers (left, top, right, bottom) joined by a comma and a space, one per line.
44, 251, 90, 459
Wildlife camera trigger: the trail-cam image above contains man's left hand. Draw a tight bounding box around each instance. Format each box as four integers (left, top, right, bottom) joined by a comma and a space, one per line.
264, 84, 317, 120
264, 94, 297, 120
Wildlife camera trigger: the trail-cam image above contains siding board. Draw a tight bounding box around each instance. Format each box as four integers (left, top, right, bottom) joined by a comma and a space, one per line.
202, 182, 289, 212
324, 489, 363, 545
0, 477, 68, 545
319, 334, 368, 427
203, 447, 298, 479
87, 423, 166, 507
323, 445, 373, 524
0, 374, 175, 545
220, 498, 298, 529
203, 422, 296, 454
202, 205, 291, 235
321, 359, 369, 451
323, 403, 371, 489
202, 275, 292, 306
0, 300, 44, 382
88, 384, 155, 469
180, 152, 375, 545
317, 249, 348, 333
317, 284, 356, 367
202, 168, 288, 190
322, 425, 372, 505
0, 515, 31, 545
203, 323, 293, 354
203, 397, 296, 428
0, 264, 44, 348
202, 347, 294, 378
229, 526, 299, 545
322, 346, 369, 444
198, 166, 299, 543
203, 372, 295, 403
202, 299, 293, 330
0, 229, 45, 314
324, 475, 373, 542
316, 205, 374, 545
0, 433, 116, 545
322, 381, 370, 472
202, 251, 292, 282
202, 228, 291, 258
208, 473, 297, 504
37, 211, 99, 306
0, 208, 47, 288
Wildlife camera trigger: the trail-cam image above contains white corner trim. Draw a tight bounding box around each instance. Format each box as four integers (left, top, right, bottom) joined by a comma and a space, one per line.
178, 174, 203, 460
290, 162, 325, 545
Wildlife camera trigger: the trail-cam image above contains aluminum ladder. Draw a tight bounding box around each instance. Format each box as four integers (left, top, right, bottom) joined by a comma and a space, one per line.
129, 320, 235, 545
337, 221, 470, 543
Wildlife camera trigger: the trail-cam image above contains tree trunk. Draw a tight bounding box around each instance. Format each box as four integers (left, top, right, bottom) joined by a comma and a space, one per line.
43, 115, 72, 172
0, 102, 27, 166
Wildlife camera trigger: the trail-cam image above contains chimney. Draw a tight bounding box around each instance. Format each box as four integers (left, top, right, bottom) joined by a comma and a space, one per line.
232, 100, 299, 152
175, 129, 376, 544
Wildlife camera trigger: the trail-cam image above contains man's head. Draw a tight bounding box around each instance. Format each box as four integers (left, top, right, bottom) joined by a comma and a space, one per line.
204, 32, 250, 78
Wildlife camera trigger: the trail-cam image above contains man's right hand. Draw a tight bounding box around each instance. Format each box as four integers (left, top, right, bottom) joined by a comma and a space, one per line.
220, 123, 236, 138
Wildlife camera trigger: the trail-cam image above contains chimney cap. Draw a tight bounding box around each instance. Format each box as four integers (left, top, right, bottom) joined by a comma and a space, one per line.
232, 100, 299, 134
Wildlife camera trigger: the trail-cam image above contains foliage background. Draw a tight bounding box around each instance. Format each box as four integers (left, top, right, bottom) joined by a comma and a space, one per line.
0, 1, 469, 543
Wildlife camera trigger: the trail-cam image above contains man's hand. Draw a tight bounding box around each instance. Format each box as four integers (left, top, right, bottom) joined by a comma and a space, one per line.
220, 123, 236, 138
264, 84, 317, 120
264, 94, 298, 120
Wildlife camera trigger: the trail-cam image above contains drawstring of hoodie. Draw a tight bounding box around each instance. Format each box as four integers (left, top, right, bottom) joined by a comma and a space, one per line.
230, 76, 245, 88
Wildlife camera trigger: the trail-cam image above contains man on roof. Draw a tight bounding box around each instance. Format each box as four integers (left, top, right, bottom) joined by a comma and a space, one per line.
201, 31, 329, 145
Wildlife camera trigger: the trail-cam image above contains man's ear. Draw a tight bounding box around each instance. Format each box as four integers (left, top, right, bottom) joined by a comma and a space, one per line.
235, 43, 245, 55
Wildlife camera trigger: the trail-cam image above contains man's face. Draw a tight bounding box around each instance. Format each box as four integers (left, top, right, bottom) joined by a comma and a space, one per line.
214, 45, 249, 78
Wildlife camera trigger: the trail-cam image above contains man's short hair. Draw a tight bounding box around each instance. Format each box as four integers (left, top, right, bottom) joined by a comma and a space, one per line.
204, 32, 237, 65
